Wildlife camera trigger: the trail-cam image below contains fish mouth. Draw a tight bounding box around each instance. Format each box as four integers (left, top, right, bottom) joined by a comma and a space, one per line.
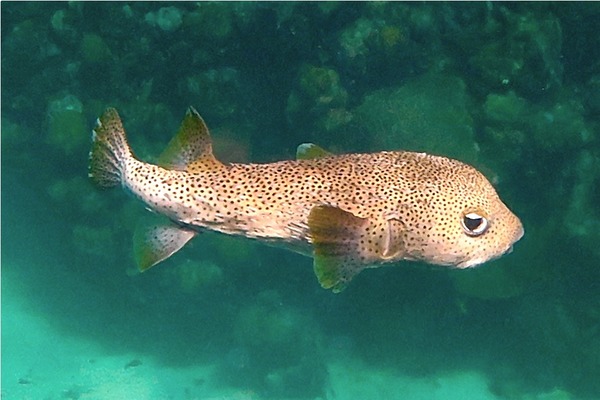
457, 240, 520, 269
456, 257, 487, 269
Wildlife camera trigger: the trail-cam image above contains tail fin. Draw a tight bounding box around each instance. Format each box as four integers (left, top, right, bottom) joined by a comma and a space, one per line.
88, 108, 133, 188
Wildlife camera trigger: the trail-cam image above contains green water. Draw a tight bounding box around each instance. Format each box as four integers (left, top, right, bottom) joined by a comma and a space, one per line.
2, 2, 599, 399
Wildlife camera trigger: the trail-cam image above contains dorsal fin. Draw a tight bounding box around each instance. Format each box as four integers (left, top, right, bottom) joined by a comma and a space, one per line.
296, 143, 333, 160
158, 107, 223, 171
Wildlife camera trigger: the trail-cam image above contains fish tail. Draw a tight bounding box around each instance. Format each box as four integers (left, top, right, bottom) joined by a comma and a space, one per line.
88, 108, 133, 188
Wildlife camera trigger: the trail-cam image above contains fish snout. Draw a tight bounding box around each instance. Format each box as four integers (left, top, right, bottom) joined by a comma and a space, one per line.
499, 213, 524, 259
510, 215, 525, 245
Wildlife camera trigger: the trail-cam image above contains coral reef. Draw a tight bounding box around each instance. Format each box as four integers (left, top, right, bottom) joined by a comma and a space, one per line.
45, 94, 88, 155
164, 259, 224, 294
145, 6, 183, 32
220, 290, 328, 398
80, 33, 112, 63
3, 2, 600, 398
286, 64, 351, 140
183, 67, 243, 121
564, 151, 600, 259
355, 72, 478, 163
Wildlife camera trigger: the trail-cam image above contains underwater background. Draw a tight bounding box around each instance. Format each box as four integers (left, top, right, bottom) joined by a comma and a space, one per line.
2, 2, 599, 399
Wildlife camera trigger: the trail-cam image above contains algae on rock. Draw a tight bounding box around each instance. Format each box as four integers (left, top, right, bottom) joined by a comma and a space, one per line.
46, 94, 87, 155
355, 72, 478, 164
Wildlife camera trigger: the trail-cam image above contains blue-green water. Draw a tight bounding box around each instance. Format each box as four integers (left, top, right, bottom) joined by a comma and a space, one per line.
2, 2, 599, 399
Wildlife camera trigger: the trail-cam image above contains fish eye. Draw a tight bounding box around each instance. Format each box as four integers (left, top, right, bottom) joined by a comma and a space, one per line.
461, 211, 489, 236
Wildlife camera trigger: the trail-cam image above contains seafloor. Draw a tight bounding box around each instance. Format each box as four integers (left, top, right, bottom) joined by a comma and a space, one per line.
2, 2, 599, 400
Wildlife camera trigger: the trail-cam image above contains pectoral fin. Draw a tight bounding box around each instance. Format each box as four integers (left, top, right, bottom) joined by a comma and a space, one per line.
307, 205, 368, 293
134, 222, 196, 271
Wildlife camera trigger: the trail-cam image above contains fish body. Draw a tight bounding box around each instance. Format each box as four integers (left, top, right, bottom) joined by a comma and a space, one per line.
89, 107, 523, 292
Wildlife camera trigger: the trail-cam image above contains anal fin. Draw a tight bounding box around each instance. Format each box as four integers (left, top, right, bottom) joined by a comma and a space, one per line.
134, 221, 196, 271
308, 205, 368, 293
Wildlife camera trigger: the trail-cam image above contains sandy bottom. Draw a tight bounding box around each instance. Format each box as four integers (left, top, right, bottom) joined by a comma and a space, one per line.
2, 282, 573, 400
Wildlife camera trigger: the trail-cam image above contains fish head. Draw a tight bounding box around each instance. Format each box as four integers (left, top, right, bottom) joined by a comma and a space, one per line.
403, 157, 524, 269
450, 193, 524, 268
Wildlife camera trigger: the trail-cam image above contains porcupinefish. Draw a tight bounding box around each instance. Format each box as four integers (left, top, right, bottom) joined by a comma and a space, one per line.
88, 107, 523, 292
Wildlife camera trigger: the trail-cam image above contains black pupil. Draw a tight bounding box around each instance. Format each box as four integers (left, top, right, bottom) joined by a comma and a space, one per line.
464, 215, 483, 231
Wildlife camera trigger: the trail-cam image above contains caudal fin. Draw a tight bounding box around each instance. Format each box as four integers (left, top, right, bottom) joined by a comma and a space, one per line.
88, 108, 133, 188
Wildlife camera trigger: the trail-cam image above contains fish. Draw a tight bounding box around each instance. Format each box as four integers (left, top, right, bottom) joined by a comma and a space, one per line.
88, 107, 524, 292
124, 359, 142, 369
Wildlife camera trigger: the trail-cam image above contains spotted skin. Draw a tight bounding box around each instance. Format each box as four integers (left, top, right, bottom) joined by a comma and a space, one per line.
89, 107, 524, 292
